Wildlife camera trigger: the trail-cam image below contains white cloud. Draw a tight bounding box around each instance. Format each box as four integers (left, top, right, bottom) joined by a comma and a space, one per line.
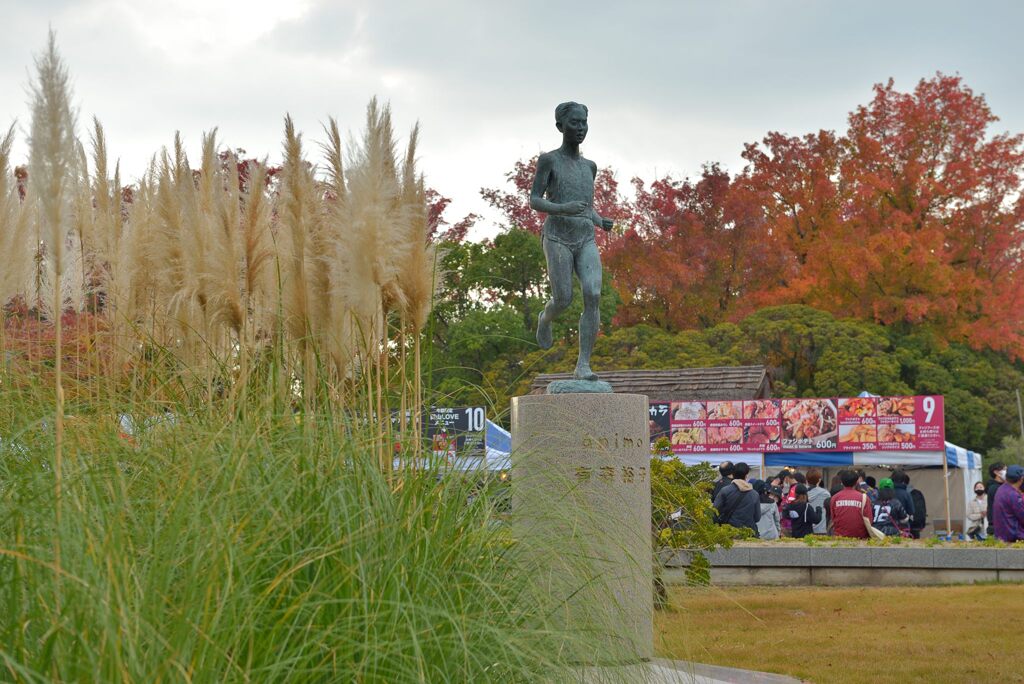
84, 0, 317, 62
2, 0, 1024, 235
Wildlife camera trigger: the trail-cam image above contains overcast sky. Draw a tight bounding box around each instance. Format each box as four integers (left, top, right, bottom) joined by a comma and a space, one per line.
4, 0, 1024, 235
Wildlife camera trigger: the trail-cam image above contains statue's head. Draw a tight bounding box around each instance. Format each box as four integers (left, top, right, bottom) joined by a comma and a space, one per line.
555, 101, 588, 144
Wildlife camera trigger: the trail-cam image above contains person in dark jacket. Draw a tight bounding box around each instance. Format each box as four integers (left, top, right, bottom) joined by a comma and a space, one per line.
992, 464, 1024, 542
871, 478, 909, 536
906, 474, 927, 538
891, 470, 916, 521
710, 461, 734, 502
713, 461, 760, 536
986, 461, 1006, 535
783, 484, 822, 538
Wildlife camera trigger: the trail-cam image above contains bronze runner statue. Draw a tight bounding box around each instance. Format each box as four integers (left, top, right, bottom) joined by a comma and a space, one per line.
530, 102, 613, 384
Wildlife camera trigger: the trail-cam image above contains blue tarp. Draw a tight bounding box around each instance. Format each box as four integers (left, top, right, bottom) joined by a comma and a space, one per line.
764, 444, 979, 470
764, 452, 853, 467
485, 419, 511, 471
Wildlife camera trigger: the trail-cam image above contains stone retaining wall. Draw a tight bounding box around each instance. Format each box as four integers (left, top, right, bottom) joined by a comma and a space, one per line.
663, 545, 1024, 586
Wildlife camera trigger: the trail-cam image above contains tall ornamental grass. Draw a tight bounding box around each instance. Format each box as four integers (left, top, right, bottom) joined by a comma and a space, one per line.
0, 385, 602, 682
0, 35, 628, 682
2, 34, 440, 469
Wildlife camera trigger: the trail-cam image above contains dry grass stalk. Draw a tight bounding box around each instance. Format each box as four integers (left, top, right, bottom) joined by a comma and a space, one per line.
278, 115, 321, 413
27, 29, 81, 616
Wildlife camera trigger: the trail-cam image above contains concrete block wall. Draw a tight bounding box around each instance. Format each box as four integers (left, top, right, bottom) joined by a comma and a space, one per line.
663, 544, 1024, 586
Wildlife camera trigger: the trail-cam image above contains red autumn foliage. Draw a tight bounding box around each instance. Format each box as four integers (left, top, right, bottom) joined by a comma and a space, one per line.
426, 188, 477, 243
604, 164, 788, 330
3, 307, 111, 391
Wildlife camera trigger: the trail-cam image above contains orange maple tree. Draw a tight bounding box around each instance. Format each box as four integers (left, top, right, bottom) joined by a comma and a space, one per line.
743, 74, 1024, 354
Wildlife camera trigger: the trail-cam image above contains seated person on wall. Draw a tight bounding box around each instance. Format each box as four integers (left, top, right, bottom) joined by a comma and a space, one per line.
992, 464, 1024, 543
710, 461, 734, 502
905, 472, 928, 539
753, 480, 780, 541
859, 476, 879, 504
805, 468, 831, 535
891, 469, 917, 526
871, 478, 910, 536
713, 462, 761, 537
780, 471, 805, 537
828, 469, 873, 539
783, 484, 822, 539
967, 481, 988, 541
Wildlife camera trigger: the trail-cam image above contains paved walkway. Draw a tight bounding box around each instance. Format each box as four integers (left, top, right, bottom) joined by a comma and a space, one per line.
579, 659, 803, 683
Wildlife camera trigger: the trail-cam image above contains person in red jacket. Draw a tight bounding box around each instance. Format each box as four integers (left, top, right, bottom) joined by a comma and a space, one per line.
829, 469, 873, 538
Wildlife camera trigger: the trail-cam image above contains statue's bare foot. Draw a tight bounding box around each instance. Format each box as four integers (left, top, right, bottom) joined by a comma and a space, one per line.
574, 363, 598, 382
537, 312, 553, 349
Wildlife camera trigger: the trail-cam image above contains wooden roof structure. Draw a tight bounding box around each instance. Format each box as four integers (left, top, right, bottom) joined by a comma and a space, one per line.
529, 366, 772, 402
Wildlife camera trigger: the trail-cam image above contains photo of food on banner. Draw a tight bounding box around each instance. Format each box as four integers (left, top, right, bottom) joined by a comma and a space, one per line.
432, 431, 458, 460
877, 396, 916, 420
780, 399, 838, 450
877, 423, 916, 445
669, 401, 706, 452
705, 401, 743, 452
837, 396, 877, 421
742, 399, 781, 449
838, 424, 878, 446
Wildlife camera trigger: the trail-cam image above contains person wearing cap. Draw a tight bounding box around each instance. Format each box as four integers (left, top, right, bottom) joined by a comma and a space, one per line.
985, 462, 1006, 536
992, 464, 1024, 543
783, 484, 822, 538
871, 478, 910, 536
779, 471, 804, 536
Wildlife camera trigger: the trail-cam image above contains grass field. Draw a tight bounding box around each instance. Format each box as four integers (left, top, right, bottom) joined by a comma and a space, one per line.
655, 584, 1024, 683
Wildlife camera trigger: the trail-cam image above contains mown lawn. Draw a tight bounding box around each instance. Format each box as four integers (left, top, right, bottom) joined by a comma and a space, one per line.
655, 584, 1024, 683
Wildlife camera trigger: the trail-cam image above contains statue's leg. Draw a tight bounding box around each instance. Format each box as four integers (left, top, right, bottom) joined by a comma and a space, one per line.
536, 238, 574, 350
573, 240, 602, 381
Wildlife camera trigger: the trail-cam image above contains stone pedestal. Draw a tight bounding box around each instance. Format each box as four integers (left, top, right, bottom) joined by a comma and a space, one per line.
511, 393, 652, 663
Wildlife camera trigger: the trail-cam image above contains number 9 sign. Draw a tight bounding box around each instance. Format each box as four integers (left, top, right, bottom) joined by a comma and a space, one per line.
922, 396, 935, 423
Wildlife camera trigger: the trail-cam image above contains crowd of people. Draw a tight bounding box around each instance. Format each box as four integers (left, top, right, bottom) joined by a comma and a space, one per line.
709, 460, 1024, 542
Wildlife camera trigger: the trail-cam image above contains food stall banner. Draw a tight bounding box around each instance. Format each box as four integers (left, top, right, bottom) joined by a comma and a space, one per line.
391, 407, 487, 461
651, 396, 944, 455
426, 407, 486, 459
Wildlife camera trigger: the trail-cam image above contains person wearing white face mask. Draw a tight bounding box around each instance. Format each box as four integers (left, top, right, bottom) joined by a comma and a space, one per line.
967, 482, 988, 540
986, 462, 1006, 536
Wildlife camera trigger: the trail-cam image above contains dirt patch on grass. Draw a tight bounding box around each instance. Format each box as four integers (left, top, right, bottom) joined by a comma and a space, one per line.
655, 584, 1024, 683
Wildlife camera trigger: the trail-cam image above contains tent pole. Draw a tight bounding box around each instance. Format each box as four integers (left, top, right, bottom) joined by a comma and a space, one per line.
942, 452, 952, 538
